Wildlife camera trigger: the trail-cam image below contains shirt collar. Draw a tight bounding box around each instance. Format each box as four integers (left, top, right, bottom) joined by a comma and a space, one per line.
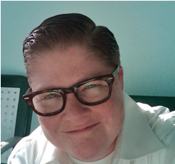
114, 92, 166, 160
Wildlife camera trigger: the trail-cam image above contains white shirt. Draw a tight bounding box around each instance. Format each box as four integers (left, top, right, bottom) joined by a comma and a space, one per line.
8, 93, 175, 164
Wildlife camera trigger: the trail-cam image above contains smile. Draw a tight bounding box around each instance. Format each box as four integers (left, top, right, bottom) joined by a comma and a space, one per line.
64, 123, 100, 134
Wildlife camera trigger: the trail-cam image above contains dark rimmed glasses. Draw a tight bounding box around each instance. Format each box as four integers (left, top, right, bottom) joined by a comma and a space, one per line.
23, 66, 119, 116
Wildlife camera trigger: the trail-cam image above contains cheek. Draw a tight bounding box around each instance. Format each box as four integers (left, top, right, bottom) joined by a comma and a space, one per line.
96, 89, 124, 132
38, 115, 61, 133
99, 88, 124, 117
38, 116, 69, 150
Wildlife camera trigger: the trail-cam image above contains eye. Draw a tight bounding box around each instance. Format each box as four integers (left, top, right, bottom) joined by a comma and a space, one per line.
43, 93, 57, 99
41, 93, 62, 100
85, 84, 98, 89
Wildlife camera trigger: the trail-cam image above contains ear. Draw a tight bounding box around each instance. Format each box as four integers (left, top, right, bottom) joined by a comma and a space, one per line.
118, 66, 124, 90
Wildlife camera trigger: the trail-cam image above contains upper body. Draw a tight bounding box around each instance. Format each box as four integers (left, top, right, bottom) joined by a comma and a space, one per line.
8, 13, 175, 164
8, 93, 175, 164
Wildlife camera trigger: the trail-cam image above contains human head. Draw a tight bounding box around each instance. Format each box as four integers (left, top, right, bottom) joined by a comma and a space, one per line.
23, 13, 120, 82
22, 13, 124, 162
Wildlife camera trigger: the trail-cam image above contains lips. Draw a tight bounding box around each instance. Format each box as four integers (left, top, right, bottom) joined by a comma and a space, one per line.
64, 123, 100, 134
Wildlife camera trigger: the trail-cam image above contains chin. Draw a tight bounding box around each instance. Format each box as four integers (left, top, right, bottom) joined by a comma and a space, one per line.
70, 150, 102, 162
67, 139, 116, 162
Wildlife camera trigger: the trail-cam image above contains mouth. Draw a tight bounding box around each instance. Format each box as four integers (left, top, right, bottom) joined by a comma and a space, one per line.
65, 123, 100, 134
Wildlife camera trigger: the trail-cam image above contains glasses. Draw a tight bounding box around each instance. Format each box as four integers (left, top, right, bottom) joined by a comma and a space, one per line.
23, 66, 119, 116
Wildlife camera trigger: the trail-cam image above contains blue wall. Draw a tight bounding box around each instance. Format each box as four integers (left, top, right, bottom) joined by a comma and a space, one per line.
2, 1, 175, 131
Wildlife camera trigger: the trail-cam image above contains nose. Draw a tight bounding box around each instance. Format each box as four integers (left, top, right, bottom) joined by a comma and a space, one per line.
63, 93, 90, 121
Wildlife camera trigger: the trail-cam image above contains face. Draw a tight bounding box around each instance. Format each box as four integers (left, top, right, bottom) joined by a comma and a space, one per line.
28, 44, 124, 162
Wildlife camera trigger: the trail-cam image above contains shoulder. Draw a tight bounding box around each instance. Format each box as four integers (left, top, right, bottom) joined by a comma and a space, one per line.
8, 126, 48, 163
137, 103, 175, 146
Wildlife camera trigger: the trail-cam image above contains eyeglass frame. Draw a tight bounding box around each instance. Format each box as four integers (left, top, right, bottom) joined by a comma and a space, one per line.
23, 66, 119, 116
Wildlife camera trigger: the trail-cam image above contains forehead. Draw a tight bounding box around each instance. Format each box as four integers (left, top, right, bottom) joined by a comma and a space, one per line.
29, 45, 112, 91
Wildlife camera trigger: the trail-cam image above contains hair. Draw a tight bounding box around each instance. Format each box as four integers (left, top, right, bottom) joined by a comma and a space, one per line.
23, 13, 120, 72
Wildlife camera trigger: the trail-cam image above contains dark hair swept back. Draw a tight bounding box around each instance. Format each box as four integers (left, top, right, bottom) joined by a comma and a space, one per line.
23, 13, 120, 68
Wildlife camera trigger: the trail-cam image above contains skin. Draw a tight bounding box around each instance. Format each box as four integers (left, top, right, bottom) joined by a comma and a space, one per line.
28, 44, 125, 162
